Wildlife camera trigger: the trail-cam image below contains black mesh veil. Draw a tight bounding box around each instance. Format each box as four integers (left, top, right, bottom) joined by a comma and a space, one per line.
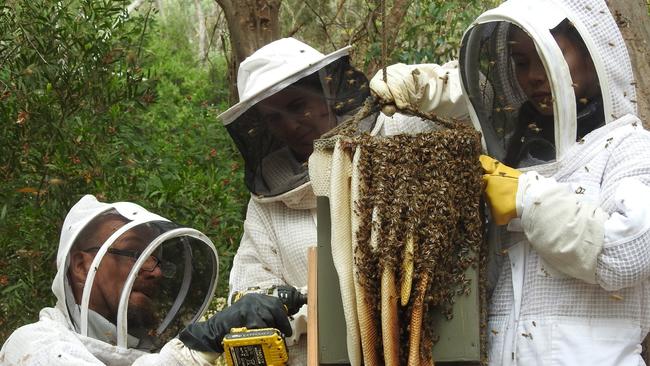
225, 55, 369, 197
460, 22, 529, 163
460, 15, 604, 169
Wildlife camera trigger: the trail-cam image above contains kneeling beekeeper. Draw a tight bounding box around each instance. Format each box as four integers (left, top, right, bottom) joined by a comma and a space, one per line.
0, 195, 291, 365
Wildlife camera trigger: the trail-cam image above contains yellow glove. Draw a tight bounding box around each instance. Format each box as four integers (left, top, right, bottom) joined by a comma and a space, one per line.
480, 155, 522, 226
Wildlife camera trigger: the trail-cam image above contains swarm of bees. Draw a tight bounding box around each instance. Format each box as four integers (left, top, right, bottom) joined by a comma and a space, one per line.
317, 98, 487, 365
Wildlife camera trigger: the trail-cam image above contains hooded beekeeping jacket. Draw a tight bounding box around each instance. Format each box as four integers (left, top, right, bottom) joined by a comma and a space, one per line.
219, 38, 369, 365
0, 195, 219, 365
457, 0, 650, 364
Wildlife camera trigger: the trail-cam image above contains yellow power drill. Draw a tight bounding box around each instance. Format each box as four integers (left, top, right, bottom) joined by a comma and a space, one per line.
223, 285, 307, 366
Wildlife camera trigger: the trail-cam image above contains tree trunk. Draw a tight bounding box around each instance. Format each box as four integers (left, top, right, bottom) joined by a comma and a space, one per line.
607, 0, 650, 127
365, 0, 414, 77
606, 4, 650, 362
214, 0, 282, 103
194, 0, 207, 62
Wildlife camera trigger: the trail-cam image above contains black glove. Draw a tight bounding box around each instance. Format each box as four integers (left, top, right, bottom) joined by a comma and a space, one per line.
178, 293, 293, 353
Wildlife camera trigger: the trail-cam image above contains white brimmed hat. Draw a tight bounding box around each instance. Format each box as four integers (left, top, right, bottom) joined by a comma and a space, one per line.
218, 37, 351, 125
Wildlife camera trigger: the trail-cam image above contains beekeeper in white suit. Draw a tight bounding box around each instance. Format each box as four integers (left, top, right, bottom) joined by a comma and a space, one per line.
0, 195, 292, 365
219, 36, 471, 365
219, 37, 369, 364
372, 0, 650, 364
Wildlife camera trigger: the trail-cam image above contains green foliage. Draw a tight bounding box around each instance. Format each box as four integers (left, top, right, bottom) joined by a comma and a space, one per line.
282, 0, 497, 74
0, 0, 153, 340
0, 0, 245, 342
364, 0, 499, 67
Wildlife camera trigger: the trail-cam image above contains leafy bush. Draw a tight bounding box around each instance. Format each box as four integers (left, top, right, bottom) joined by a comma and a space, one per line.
0, 0, 245, 342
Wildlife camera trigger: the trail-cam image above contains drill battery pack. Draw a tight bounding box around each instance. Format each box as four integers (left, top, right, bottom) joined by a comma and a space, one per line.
222, 327, 289, 366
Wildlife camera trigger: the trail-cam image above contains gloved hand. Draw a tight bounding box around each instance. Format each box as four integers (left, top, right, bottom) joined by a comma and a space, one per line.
369, 61, 467, 118
480, 155, 522, 225
178, 293, 292, 354
370, 63, 431, 112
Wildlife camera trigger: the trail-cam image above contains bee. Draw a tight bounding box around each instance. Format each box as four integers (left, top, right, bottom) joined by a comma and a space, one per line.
609, 294, 624, 301
527, 123, 541, 133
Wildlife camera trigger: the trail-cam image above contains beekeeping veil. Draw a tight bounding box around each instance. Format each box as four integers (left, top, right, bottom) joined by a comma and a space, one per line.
459, 0, 636, 169
52, 195, 218, 351
218, 38, 369, 198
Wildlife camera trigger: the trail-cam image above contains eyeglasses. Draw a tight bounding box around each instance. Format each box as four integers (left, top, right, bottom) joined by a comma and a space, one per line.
84, 247, 176, 278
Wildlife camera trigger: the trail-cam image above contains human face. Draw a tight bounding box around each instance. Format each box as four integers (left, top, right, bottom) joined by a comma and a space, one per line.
257, 84, 335, 161
510, 27, 599, 116
84, 219, 163, 328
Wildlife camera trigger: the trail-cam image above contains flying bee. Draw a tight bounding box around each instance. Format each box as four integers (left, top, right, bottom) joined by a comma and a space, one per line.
323, 74, 333, 83
579, 97, 589, 104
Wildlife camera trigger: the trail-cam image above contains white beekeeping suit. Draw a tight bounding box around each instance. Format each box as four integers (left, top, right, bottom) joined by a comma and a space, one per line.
221, 37, 468, 365
0, 195, 220, 365
458, 0, 650, 364
219, 38, 371, 365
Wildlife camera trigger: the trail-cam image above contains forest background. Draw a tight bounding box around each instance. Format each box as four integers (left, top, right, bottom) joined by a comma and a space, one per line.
1, 0, 649, 344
